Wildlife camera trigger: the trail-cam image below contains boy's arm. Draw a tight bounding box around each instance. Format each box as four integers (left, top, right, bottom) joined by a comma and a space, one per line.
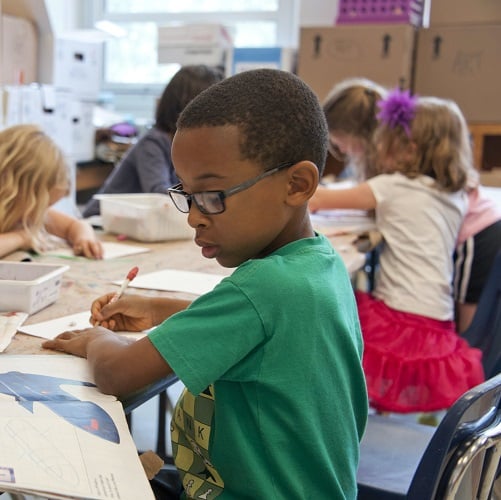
43, 328, 173, 397
309, 182, 377, 212
45, 208, 104, 259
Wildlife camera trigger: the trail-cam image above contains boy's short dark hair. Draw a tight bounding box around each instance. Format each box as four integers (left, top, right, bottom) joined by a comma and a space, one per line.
177, 69, 328, 176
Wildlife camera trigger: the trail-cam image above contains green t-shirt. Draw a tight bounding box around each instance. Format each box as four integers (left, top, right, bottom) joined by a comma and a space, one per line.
149, 234, 367, 499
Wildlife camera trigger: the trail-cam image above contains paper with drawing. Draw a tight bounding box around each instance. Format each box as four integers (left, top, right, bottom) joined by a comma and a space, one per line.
0, 355, 154, 499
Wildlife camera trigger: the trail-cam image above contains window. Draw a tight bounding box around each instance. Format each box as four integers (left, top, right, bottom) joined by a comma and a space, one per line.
87, 0, 299, 89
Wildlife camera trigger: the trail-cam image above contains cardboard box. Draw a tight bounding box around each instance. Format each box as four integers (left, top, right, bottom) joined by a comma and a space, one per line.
70, 99, 95, 162
96, 194, 194, 242
414, 24, 501, 122
0, 262, 69, 314
480, 168, 501, 188
297, 24, 417, 102
429, 0, 501, 26
38, 34, 103, 100
1, 14, 37, 85
157, 24, 232, 66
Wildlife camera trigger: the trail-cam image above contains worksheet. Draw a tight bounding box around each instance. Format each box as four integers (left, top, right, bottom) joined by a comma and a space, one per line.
115, 268, 226, 295
18, 311, 147, 341
43, 241, 151, 260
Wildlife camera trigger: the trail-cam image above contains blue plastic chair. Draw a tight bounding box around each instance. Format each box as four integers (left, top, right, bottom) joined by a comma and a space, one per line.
357, 373, 501, 499
462, 249, 501, 379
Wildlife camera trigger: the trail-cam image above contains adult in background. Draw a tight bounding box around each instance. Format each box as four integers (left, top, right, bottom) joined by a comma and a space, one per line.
82, 64, 224, 217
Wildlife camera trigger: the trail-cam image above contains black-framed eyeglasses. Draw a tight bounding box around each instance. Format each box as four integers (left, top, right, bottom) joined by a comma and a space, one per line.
167, 161, 294, 215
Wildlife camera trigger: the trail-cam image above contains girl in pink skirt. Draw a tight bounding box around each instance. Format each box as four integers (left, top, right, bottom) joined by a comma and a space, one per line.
310, 89, 484, 413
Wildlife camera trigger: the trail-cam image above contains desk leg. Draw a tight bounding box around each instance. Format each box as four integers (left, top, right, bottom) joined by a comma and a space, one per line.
157, 391, 168, 460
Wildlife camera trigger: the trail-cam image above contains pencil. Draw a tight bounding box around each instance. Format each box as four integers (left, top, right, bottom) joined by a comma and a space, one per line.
109, 266, 139, 304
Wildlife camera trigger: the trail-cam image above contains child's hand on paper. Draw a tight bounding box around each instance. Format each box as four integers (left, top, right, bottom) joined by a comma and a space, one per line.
91, 293, 157, 332
72, 238, 104, 259
42, 326, 119, 358
72, 232, 104, 259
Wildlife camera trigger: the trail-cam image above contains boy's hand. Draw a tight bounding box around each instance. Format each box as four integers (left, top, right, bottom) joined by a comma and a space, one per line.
91, 293, 156, 332
42, 327, 110, 357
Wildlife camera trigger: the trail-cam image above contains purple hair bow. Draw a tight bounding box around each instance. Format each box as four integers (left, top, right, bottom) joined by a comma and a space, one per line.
377, 88, 418, 137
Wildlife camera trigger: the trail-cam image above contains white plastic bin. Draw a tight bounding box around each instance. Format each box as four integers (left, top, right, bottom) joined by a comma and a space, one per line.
0, 262, 69, 314
95, 193, 194, 242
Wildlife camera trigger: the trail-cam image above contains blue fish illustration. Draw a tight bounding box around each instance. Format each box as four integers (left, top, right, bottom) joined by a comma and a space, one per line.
0, 371, 120, 443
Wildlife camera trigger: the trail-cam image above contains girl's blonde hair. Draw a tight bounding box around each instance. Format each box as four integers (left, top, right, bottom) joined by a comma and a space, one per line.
0, 124, 69, 246
323, 78, 388, 179
374, 96, 472, 192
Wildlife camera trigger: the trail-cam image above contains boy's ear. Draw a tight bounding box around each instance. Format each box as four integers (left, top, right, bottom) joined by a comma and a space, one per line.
285, 161, 319, 206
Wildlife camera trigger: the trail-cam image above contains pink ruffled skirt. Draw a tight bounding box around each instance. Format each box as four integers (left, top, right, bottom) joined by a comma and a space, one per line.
356, 291, 485, 413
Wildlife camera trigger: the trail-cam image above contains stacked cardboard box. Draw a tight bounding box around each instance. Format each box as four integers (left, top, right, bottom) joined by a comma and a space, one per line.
297, 24, 417, 103
297, 1, 425, 102
414, 0, 501, 124
415, 0, 501, 180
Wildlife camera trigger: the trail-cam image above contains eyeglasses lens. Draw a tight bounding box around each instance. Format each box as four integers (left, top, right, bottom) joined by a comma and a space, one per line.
194, 192, 222, 214
170, 192, 190, 213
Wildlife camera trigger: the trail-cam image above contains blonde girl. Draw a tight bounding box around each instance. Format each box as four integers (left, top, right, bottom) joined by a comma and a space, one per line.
310, 91, 484, 413
0, 124, 103, 259
323, 77, 387, 181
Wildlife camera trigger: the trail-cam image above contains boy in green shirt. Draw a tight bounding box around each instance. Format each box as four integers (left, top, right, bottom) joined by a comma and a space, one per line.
44, 68, 368, 499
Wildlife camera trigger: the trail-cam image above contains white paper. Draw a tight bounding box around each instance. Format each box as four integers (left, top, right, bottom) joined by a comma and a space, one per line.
117, 268, 226, 295
0, 355, 155, 499
0, 312, 29, 352
18, 312, 147, 341
17, 312, 92, 340
43, 241, 150, 260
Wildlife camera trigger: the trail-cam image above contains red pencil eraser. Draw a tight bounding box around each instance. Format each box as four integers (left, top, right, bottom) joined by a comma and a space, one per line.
127, 266, 139, 281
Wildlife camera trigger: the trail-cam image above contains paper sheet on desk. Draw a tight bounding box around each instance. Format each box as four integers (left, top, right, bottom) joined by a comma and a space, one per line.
43, 241, 151, 260
311, 209, 376, 236
18, 311, 147, 341
117, 268, 226, 295
0, 312, 28, 352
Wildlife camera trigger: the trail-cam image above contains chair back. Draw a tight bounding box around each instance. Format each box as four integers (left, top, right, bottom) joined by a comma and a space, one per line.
462, 250, 501, 379
407, 373, 501, 499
